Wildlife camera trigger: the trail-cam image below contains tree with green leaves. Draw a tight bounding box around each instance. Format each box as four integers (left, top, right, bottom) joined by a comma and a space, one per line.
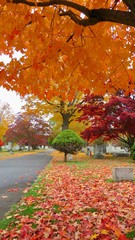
51, 129, 84, 162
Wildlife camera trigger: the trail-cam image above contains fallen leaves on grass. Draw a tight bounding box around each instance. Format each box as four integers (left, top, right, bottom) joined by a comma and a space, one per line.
0, 150, 41, 161
0, 153, 135, 239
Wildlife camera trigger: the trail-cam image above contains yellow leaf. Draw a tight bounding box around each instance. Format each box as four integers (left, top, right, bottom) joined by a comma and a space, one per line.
90, 233, 99, 239
113, 226, 123, 237
101, 229, 109, 235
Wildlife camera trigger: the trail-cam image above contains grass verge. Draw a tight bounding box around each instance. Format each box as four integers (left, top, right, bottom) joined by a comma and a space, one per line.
0, 151, 135, 239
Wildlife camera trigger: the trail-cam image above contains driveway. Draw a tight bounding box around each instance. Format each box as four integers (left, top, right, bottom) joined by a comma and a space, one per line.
0, 150, 53, 219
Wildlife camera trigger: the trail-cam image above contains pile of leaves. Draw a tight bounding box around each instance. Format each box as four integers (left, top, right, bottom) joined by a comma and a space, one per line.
0, 152, 135, 239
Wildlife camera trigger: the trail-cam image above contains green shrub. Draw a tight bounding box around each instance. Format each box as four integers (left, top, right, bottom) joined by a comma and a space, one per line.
51, 129, 84, 162
131, 152, 135, 160
93, 153, 104, 159
131, 143, 135, 160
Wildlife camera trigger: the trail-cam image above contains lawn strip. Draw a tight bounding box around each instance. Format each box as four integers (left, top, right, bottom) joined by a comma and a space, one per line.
0, 150, 44, 161
0, 152, 135, 239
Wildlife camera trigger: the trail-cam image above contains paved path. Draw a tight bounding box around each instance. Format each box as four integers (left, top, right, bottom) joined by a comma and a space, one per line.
0, 150, 53, 219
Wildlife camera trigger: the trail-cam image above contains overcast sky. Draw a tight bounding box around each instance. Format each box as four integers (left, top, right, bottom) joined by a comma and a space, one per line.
0, 87, 24, 114
0, 53, 25, 114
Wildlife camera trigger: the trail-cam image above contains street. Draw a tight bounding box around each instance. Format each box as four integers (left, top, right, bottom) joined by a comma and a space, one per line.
0, 150, 52, 219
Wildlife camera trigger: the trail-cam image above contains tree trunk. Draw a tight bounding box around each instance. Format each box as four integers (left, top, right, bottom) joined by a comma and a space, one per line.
126, 136, 134, 157
128, 138, 134, 151
28, 144, 31, 151
62, 114, 70, 130
64, 152, 67, 162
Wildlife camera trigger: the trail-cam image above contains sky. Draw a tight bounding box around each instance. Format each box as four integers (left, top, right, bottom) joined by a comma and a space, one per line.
0, 53, 25, 114
0, 87, 24, 114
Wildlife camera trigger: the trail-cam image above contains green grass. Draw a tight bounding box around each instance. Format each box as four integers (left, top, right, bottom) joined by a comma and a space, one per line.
53, 204, 61, 213
105, 178, 115, 183
24, 182, 43, 197
105, 178, 135, 183
66, 160, 92, 170
19, 204, 36, 216
0, 205, 18, 230
81, 207, 99, 213
0, 203, 40, 230
0, 204, 41, 230
24, 188, 41, 197
0, 217, 16, 230
0, 166, 52, 230
0, 176, 44, 230
126, 229, 135, 239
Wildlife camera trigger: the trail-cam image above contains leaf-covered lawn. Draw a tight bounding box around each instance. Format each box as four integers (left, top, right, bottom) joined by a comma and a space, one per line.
0, 152, 135, 240
0, 150, 42, 161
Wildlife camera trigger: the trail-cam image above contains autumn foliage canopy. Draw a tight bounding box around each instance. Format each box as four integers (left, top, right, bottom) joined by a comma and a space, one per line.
0, 140, 4, 147
78, 93, 135, 150
5, 113, 51, 149
0, 0, 135, 101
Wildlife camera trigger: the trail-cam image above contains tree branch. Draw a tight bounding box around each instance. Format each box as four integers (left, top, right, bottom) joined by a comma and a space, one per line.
59, 10, 92, 26
88, 8, 135, 27
123, 0, 135, 15
8, 0, 90, 16
6, 0, 135, 27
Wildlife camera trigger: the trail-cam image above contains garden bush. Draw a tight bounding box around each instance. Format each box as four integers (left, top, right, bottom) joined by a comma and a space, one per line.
51, 129, 84, 162
131, 143, 135, 160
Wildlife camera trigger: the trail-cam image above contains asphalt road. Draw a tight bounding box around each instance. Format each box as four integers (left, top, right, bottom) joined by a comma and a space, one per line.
0, 150, 53, 219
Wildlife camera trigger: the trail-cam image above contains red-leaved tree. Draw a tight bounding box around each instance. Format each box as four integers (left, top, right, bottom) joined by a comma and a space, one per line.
0, 139, 4, 151
5, 113, 52, 151
78, 94, 135, 151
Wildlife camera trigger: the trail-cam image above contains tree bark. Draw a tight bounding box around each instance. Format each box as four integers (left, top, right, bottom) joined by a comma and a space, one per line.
62, 114, 69, 130
28, 144, 31, 151
127, 136, 134, 151
64, 152, 67, 162
9, 0, 135, 27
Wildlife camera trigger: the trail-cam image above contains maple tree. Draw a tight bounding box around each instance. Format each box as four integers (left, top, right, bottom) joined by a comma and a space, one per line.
1, 0, 135, 27
0, 0, 135, 101
23, 94, 85, 132
78, 93, 135, 151
0, 101, 14, 140
0, 139, 4, 151
5, 112, 52, 150
131, 143, 135, 160
51, 129, 84, 161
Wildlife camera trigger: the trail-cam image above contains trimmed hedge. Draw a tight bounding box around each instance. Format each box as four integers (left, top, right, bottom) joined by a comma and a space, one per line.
51, 130, 84, 161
